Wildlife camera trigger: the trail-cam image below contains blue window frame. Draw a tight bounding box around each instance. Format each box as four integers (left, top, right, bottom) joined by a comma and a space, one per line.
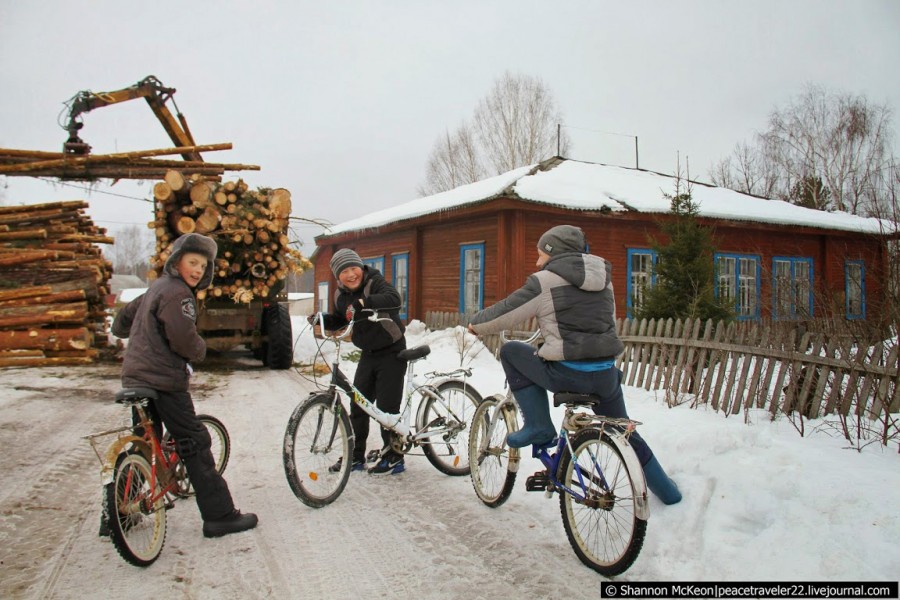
715, 253, 760, 320
845, 260, 866, 320
772, 257, 814, 320
363, 256, 384, 273
459, 243, 484, 314
392, 253, 409, 321
626, 248, 657, 319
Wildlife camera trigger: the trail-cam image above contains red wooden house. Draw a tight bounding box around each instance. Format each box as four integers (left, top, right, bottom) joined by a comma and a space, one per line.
312, 157, 891, 325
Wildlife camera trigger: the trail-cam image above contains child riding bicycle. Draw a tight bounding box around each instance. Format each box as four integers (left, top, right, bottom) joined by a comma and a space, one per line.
467, 224, 681, 504
111, 232, 258, 537
312, 248, 408, 475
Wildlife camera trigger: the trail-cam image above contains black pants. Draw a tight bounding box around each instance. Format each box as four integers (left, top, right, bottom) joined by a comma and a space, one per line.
139, 390, 235, 521
350, 349, 406, 461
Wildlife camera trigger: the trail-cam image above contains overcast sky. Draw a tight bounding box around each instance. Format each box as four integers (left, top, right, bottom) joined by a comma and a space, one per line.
2, 1, 899, 253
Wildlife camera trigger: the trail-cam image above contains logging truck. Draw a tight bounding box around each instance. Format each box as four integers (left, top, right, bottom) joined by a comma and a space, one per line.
58, 76, 299, 369
152, 173, 300, 371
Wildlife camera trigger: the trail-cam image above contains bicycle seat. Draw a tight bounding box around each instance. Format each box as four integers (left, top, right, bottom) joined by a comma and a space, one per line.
398, 345, 430, 361
552, 392, 600, 407
115, 387, 159, 404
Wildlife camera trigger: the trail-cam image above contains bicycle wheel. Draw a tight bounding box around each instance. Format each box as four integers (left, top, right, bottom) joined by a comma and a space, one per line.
199, 415, 230, 474
168, 415, 231, 498
468, 396, 519, 507
557, 428, 647, 576
283, 393, 353, 508
418, 380, 483, 476
106, 451, 167, 567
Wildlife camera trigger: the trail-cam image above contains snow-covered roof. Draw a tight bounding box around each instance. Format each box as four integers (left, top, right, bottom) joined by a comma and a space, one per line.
323, 159, 889, 237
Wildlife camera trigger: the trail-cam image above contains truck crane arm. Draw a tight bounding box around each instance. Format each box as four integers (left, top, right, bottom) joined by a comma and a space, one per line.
61, 75, 203, 161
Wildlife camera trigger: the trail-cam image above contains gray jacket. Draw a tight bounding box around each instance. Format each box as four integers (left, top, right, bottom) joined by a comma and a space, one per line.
469, 252, 624, 361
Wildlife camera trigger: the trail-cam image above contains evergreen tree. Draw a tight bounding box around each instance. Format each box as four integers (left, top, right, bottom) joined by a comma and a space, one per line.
634, 192, 734, 323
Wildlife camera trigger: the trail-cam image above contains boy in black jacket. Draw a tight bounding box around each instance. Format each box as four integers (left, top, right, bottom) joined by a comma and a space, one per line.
315, 248, 408, 474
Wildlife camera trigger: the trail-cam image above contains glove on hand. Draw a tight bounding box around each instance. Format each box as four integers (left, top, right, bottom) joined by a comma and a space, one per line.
345, 299, 365, 322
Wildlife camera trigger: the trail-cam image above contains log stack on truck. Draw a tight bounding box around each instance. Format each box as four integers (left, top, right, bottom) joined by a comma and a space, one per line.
148, 169, 310, 369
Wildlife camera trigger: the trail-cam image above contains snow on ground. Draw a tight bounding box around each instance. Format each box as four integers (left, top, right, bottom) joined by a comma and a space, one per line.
0, 317, 897, 599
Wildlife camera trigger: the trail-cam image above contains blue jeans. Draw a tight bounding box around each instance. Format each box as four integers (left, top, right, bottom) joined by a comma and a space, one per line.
499, 341, 653, 465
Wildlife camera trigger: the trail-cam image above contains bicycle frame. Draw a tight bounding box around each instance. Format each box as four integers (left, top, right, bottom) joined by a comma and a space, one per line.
311, 313, 473, 447
482, 392, 650, 519
84, 401, 181, 506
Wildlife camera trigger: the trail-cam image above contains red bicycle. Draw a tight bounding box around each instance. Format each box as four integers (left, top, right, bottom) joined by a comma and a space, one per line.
85, 388, 229, 566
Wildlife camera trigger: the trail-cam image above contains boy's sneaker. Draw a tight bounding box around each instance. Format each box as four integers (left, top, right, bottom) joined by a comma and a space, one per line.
328, 457, 365, 473
368, 454, 405, 475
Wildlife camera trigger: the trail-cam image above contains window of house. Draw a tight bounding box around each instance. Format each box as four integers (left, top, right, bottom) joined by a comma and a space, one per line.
363, 256, 384, 273
459, 243, 484, 314
392, 253, 409, 320
772, 257, 813, 319
317, 281, 329, 313
626, 248, 657, 318
715, 253, 760, 320
845, 260, 866, 320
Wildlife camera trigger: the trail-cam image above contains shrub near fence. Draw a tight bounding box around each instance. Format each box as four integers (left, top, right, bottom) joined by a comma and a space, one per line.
425, 312, 899, 435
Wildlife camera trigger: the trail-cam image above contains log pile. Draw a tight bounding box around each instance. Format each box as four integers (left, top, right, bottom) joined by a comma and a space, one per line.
0, 144, 260, 181
0, 201, 114, 368
148, 170, 310, 303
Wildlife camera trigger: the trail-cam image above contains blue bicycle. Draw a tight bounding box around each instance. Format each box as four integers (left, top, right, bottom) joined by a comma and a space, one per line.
467, 333, 649, 576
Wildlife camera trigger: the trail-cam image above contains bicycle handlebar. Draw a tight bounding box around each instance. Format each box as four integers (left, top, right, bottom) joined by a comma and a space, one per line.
308, 308, 397, 341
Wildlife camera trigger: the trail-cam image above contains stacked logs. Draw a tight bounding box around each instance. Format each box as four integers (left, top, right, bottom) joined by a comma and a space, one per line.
148, 170, 309, 303
0, 201, 114, 368
0, 143, 260, 181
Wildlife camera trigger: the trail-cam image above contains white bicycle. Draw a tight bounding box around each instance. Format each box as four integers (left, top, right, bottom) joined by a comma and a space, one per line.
283, 311, 483, 507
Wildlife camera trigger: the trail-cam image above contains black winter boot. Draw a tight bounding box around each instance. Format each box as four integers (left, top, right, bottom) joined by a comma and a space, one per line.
203, 509, 259, 538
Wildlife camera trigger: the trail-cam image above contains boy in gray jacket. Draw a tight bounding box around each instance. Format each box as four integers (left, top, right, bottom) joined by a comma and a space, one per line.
468, 225, 681, 504
112, 233, 258, 536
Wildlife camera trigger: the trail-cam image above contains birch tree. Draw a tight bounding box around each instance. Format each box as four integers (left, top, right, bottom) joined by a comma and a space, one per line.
709, 84, 894, 215
419, 72, 569, 196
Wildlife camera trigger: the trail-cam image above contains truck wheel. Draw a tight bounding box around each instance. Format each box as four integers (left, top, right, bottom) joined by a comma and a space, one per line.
264, 304, 293, 370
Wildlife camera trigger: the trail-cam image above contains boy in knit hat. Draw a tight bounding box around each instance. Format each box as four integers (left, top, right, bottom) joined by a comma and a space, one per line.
111, 233, 259, 537
313, 248, 408, 474
468, 225, 681, 504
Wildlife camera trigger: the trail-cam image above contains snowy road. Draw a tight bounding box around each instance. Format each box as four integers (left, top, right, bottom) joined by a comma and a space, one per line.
0, 355, 596, 600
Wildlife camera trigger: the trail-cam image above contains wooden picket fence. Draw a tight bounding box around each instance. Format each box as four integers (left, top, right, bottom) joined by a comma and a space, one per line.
424, 311, 900, 420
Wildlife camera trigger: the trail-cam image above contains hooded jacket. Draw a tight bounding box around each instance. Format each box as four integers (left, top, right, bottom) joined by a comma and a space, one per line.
468, 252, 624, 361
321, 266, 405, 353
112, 234, 217, 391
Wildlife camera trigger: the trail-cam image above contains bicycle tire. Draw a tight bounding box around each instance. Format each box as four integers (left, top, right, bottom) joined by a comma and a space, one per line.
557, 428, 647, 576
468, 397, 519, 507
418, 380, 483, 476
167, 414, 231, 498
106, 451, 167, 567
283, 393, 353, 508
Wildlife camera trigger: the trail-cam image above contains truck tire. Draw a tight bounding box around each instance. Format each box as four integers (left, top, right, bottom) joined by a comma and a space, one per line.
264, 303, 293, 370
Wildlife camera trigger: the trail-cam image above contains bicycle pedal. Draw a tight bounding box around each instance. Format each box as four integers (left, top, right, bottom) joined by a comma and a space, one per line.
525, 472, 550, 492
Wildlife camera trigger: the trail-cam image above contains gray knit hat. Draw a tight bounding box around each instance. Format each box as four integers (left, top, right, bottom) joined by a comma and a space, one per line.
330, 248, 364, 278
537, 225, 586, 257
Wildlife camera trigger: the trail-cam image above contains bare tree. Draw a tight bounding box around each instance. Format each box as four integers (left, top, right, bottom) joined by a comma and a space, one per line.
417, 123, 486, 197
106, 224, 154, 280
419, 72, 569, 196
709, 84, 894, 215
709, 140, 780, 198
